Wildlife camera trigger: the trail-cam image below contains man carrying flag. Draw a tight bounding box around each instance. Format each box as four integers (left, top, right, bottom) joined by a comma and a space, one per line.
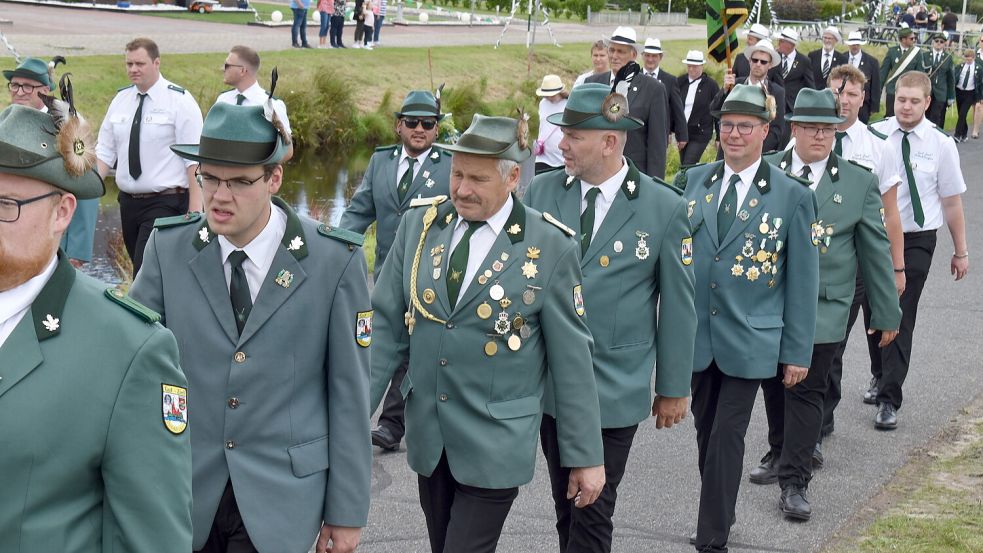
880, 27, 924, 117
706, 0, 749, 69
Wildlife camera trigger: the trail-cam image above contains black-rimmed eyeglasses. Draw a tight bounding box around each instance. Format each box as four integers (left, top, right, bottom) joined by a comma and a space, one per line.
0, 191, 62, 223
196, 171, 269, 193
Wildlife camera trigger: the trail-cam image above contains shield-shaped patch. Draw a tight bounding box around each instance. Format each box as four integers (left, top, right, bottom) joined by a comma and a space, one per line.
356, 310, 373, 347
162, 383, 188, 435
810, 222, 823, 247
681, 237, 693, 266
573, 285, 585, 317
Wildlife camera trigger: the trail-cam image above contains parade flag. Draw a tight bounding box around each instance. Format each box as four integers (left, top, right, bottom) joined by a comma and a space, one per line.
707, 0, 749, 64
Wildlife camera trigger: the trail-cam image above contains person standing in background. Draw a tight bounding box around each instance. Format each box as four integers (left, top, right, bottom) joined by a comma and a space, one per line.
290, 0, 312, 48
533, 75, 567, 174
331, 0, 347, 48
353, 0, 366, 49
317, 0, 333, 48
373, 0, 387, 47
362, 0, 375, 50
574, 41, 609, 87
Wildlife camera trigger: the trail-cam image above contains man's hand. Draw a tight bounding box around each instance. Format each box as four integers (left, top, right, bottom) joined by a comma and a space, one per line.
869, 328, 899, 348
677, 141, 688, 151
567, 465, 605, 509
951, 255, 969, 280
895, 270, 906, 296
69, 258, 85, 269
723, 69, 736, 89
782, 364, 808, 388
315, 525, 362, 553
652, 395, 688, 429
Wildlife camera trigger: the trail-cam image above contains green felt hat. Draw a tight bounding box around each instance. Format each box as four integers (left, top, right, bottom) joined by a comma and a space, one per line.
171, 103, 289, 166
3, 57, 52, 89
546, 83, 643, 131
898, 27, 914, 38
930, 31, 947, 42
785, 88, 845, 124
711, 83, 774, 121
394, 90, 445, 120
439, 114, 531, 162
0, 104, 104, 200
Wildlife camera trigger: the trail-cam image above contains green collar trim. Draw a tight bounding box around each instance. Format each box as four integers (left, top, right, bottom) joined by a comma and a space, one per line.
31, 252, 75, 341
704, 161, 726, 188
620, 161, 641, 200
503, 194, 526, 244
779, 149, 837, 183
434, 201, 458, 229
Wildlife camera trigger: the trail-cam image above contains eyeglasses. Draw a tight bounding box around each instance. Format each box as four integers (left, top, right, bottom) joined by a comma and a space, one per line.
7, 82, 40, 93
720, 121, 765, 136
750, 58, 772, 65
402, 118, 437, 130
796, 124, 836, 138
196, 171, 269, 193
223, 63, 244, 71
0, 191, 62, 223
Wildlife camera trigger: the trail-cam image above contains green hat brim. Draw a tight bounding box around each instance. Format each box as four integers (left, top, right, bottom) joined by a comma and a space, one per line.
0, 153, 103, 200
785, 113, 846, 124
546, 111, 643, 131
439, 139, 531, 163
171, 137, 289, 167
3, 68, 51, 89
711, 107, 771, 121
394, 110, 446, 120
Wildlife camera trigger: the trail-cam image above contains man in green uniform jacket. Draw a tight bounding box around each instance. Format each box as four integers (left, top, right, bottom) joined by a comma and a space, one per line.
675, 84, 820, 552
922, 32, 957, 127
370, 114, 606, 553
524, 83, 697, 552
0, 104, 192, 552
880, 27, 924, 117
749, 89, 901, 521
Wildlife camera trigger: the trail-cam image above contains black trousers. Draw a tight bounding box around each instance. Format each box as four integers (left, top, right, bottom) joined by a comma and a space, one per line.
539, 414, 638, 553
196, 480, 259, 553
418, 451, 518, 553
825, 272, 878, 436
955, 88, 976, 138
377, 360, 408, 439
885, 94, 895, 117
760, 343, 838, 488
926, 98, 947, 128
691, 361, 761, 553
119, 189, 188, 277
680, 140, 710, 166
874, 230, 937, 409
535, 162, 562, 175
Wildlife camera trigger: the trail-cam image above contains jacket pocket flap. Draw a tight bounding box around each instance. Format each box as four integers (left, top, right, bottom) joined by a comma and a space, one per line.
822, 281, 856, 300
399, 372, 413, 399
746, 314, 785, 329
486, 395, 542, 420
287, 435, 330, 477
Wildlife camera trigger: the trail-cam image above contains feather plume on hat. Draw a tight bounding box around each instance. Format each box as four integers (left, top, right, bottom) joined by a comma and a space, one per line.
47, 55, 66, 88
602, 61, 638, 123
39, 73, 96, 178
756, 81, 777, 122
264, 67, 292, 146
515, 107, 530, 150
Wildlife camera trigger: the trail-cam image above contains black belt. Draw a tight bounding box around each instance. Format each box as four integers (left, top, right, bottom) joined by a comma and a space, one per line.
121, 187, 188, 200
904, 229, 937, 237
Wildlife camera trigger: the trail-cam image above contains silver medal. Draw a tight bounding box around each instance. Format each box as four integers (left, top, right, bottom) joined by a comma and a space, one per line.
490, 284, 505, 301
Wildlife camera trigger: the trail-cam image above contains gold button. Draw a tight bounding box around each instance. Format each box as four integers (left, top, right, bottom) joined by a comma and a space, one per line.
599, 255, 610, 267
234, 351, 246, 363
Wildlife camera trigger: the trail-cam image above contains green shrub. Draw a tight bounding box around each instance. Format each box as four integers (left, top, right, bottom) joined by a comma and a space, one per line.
443, 78, 492, 130
772, 0, 819, 21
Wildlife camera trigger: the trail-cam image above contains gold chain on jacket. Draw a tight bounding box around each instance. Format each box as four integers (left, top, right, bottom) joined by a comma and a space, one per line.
405, 200, 447, 334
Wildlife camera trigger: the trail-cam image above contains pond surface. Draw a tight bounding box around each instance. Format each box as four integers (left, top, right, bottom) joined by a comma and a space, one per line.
86, 148, 374, 284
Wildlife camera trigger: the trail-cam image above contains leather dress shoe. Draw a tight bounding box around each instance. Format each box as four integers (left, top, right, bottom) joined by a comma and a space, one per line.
875, 402, 898, 430
689, 515, 736, 544
863, 377, 879, 404
371, 425, 402, 451
780, 485, 812, 521
812, 442, 824, 470
749, 451, 779, 485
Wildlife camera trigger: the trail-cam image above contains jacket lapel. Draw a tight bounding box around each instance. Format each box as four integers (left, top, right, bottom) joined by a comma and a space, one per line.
189, 236, 239, 345
404, 148, 444, 202
0, 315, 43, 399
453, 198, 526, 313
699, 161, 725, 249
427, 202, 459, 317
555, 173, 583, 251
814, 155, 839, 210
583, 162, 640, 264
386, 145, 402, 206
720, 162, 771, 249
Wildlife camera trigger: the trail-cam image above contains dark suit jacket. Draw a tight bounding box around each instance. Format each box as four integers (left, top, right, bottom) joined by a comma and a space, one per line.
734, 53, 786, 88
808, 48, 847, 89
846, 51, 881, 122
651, 69, 689, 142
676, 75, 720, 143
779, 51, 815, 113
586, 71, 670, 178
710, 77, 787, 154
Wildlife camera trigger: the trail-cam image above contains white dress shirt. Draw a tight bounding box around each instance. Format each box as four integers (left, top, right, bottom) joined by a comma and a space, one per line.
781, 50, 798, 74
789, 149, 828, 190
871, 116, 967, 232
958, 62, 976, 90
0, 255, 56, 349
785, 119, 902, 195
536, 98, 567, 168
397, 146, 431, 189
820, 48, 835, 72
684, 76, 701, 121
218, 203, 288, 303
97, 75, 204, 194
849, 52, 862, 68
720, 158, 761, 210
449, 195, 513, 305
580, 159, 630, 241
645, 68, 660, 79
215, 81, 292, 135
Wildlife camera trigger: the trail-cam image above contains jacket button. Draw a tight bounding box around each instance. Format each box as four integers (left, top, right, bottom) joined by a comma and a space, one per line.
439, 393, 448, 402
234, 351, 246, 363
711, 308, 719, 316
225, 440, 235, 449
397, 210, 403, 216
446, 322, 455, 329
710, 282, 718, 289
228, 397, 239, 409
714, 256, 721, 262
439, 358, 448, 366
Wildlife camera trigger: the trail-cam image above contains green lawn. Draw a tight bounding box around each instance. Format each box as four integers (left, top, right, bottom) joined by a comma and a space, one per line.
144, 1, 290, 23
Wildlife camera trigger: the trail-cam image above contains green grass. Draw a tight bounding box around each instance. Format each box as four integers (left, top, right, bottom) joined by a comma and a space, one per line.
144, 1, 290, 23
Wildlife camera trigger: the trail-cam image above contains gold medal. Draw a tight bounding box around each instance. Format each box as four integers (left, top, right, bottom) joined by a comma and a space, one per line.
422, 288, 436, 304
484, 341, 498, 356
507, 335, 521, 351
499, 297, 512, 309
759, 223, 769, 234
756, 250, 768, 263
492, 260, 504, 272
476, 302, 493, 319
600, 255, 610, 267
478, 275, 488, 285
432, 255, 442, 267
484, 269, 493, 278
512, 315, 524, 329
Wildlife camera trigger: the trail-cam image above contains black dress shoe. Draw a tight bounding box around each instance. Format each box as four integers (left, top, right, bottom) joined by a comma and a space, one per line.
812, 442, 824, 470
780, 485, 812, 521
863, 377, 879, 404
875, 402, 898, 430
371, 425, 402, 451
749, 450, 779, 485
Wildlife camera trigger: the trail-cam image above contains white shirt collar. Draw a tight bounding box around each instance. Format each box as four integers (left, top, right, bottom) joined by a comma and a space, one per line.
141, 75, 170, 100
400, 145, 432, 166
723, 158, 761, 187
454, 194, 513, 236
790, 149, 829, 189
888, 115, 933, 139
581, 159, 629, 204
218, 202, 288, 273
242, 81, 264, 96
845, 118, 865, 139
0, 255, 57, 326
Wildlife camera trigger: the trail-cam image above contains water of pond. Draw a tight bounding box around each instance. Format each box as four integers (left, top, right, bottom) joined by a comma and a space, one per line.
86, 148, 374, 284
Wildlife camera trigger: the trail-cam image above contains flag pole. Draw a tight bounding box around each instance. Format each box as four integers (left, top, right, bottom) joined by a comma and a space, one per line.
722, 8, 733, 91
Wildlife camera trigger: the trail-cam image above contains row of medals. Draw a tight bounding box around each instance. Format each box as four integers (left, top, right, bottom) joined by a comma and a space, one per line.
732, 213, 783, 287
595, 231, 652, 268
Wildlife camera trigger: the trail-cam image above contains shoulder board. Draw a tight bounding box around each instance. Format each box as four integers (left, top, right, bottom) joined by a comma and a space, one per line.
655, 176, 684, 195
374, 144, 399, 152
866, 124, 888, 140
104, 287, 161, 324
154, 211, 202, 229
317, 224, 365, 247
167, 84, 186, 94
542, 212, 575, 237
409, 195, 448, 208
272, 95, 282, 101
933, 125, 951, 137
117, 83, 135, 92
847, 159, 874, 172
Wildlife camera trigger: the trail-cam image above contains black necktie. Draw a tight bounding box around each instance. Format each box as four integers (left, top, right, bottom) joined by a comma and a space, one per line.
800, 165, 812, 182
398, 157, 416, 202
236, 93, 246, 105
834, 131, 846, 156
717, 175, 740, 242
447, 221, 484, 309
900, 130, 925, 227
128, 93, 147, 180
963, 65, 972, 89
581, 187, 600, 255
228, 250, 252, 335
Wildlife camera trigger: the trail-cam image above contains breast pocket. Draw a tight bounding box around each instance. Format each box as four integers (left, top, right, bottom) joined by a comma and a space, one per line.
144, 112, 176, 139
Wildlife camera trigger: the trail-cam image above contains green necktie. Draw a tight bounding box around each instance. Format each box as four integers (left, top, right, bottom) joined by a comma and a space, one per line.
398, 157, 416, 202
128, 93, 147, 180
236, 93, 247, 105
900, 130, 925, 227
834, 131, 846, 156
800, 165, 812, 181
228, 250, 252, 335
447, 221, 484, 309
717, 174, 741, 242
580, 187, 600, 255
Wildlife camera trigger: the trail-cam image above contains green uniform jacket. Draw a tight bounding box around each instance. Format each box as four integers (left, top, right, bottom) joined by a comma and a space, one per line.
370, 196, 604, 489
922, 50, 957, 103
765, 151, 901, 344
0, 254, 192, 553
524, 162, 697, 428
340, 144, 451, 276
956, 59, 983, 102
881, 45, 925, 97
130, 198, 372, 553
675, 161, 819, 378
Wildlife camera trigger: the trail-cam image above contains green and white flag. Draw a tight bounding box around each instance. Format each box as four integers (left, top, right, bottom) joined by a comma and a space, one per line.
707, 0, 749, 64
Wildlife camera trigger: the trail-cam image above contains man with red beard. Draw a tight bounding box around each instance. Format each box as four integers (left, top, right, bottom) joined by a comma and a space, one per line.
0, 104, 192, 552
